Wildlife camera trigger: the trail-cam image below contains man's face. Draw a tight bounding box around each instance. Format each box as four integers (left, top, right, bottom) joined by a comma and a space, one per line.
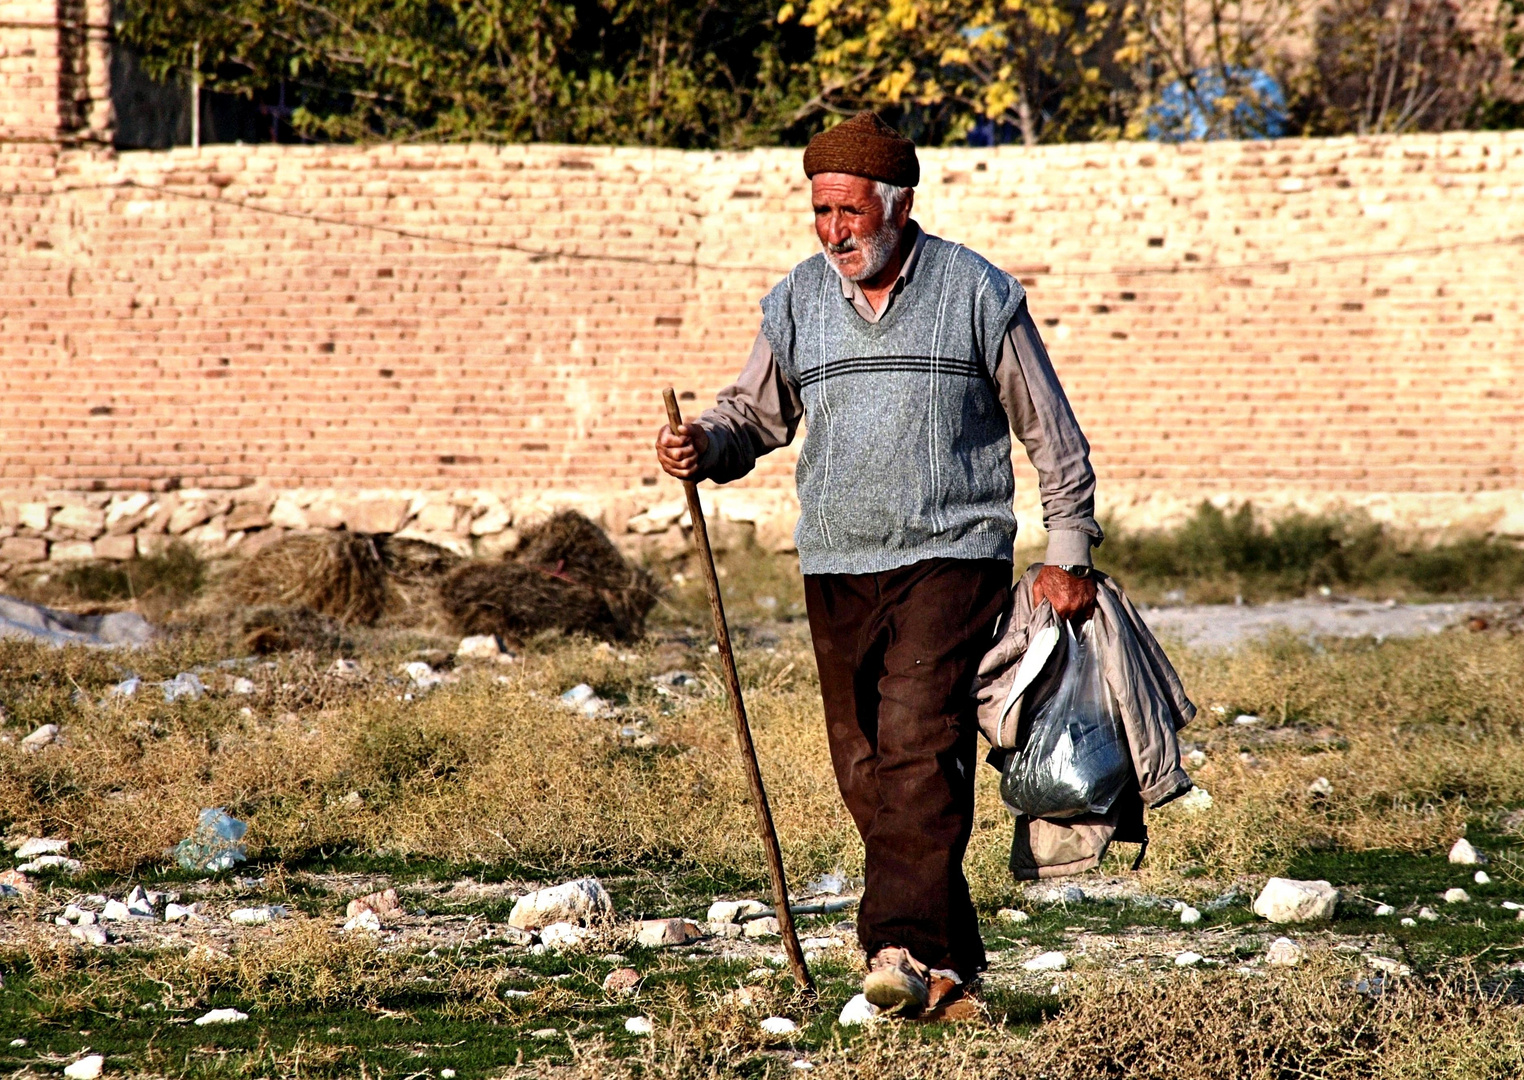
812, 173, 909, 283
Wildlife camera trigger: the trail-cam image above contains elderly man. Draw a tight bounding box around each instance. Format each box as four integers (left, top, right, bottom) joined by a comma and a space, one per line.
655, 112, 1101, 1017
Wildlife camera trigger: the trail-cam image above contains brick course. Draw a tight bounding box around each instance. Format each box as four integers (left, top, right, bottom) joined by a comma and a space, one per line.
1, 133, 1523, 561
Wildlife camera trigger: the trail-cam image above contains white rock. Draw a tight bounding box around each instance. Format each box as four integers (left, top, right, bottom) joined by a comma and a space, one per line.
1517, 909, 1524, 922
744, 916, 781, 938
70, 924, 109, 946
530, 1028, 559, 1039
17, 854, 82, 875
1265, 937, 1304, 966
1175, 787, 1213, 812
1186, 749, 1207, 768
838, 993, 880, 1026
1475, 871, 1492, 885
328, 658, 362, 678
1252, 878, 1339, 924
636, 918, 701, 947
164, 903, 201, 923
1175, 952, 1204, 967
1449, 838, 1485, 865
760, 1016, 798, 1036
1443, 888, 1470, 904
1179, 905, 1202, 925
229, 905, 287, 925
792, 1062, 814, 1071
706, 921, 743, 939
997, 908, 1029, 924
1368, 956, 1410, 976
1418, 907, 1440, 921
9, 1038, 24, 1047
624, 1016, 655, 1035
706, 899, 768, 924
400, 661, 441, 689
1233, 714, 1260, 726
441, 1071, 456, 1079
107, 676, 142, 699
1307, 777, 1333, 797
230, 677, 256, 695
64, 1055, 105, 1080
343, 910, 382, 933
101, 899, 133, 921
126, 885, 157, 918
1374, 904, 1395, 917
1502, 901, 1523, 911
195, 1007, 249, 1025
162, 672, 205, 703
1060, 885, 1085, 904
1022, 951, 1069, 973
20, 724, 59, 752
14, 837, 68, 858
1400, 917, 1417, 927
508, 878, 613, 930
539, 921, 591, 951
457, 635, 510, 661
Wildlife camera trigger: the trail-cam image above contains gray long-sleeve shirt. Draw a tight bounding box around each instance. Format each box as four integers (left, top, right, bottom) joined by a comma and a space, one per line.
692, 223, 1102, 567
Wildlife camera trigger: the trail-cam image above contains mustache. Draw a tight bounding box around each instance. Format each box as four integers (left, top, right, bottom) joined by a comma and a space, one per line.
826, 236, 860, 254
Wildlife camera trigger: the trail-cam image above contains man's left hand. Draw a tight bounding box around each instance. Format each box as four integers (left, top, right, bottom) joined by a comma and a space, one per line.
1032, 565, 1097, 623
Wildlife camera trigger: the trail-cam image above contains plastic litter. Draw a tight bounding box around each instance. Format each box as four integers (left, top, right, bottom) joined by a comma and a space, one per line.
172, 808, 248, 872
1001, 620, 1131, 819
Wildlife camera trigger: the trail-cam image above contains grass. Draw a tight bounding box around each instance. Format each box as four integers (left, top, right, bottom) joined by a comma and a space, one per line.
1, 536, 1524, 1075
1092, 502, 1524, 603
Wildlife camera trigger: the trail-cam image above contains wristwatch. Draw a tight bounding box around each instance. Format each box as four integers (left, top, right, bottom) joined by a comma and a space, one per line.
1056, 564, 1096, 580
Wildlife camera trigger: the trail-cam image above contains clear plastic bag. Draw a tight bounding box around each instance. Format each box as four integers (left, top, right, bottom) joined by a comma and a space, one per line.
1001, 619, 1131, 819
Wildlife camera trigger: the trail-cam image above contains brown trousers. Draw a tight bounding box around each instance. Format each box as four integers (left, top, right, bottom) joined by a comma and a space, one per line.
804, 558, 1011, 978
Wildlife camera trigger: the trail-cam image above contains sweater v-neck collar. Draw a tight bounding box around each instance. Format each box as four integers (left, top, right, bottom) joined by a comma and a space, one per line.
836, 221, 927, 326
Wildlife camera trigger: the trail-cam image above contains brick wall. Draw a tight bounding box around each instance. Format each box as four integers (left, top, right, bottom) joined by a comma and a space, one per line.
2, 133, 1523, 567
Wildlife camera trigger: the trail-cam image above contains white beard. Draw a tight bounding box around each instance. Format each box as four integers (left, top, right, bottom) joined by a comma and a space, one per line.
823, 218, 903, 283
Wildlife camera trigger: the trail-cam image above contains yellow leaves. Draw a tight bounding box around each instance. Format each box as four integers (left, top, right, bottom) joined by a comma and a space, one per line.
777, 2, 795, 23
877, 60, 917, 102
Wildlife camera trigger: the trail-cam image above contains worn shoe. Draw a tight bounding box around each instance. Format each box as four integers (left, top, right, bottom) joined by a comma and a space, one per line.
863, 946, 930, 1014
920, 973, 986, 1024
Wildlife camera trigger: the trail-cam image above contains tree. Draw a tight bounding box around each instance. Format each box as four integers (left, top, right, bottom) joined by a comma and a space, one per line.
115, 0, 815, 145
1115, 0, 1303, 140
1295, 0, 1508, 132
782, 0, 1123, 146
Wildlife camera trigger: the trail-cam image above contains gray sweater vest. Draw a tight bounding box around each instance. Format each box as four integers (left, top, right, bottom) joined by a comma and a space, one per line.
760, 233, 1026, 575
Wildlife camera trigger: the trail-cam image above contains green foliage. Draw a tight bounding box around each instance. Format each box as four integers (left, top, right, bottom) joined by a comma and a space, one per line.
1097, 502, 1524, 600
116, 0, 817, 145
784, 0, 1123, 145
58, 543, 206, 604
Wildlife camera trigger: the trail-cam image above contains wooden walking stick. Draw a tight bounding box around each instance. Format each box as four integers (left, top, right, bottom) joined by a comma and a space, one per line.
663, 387, 815, 997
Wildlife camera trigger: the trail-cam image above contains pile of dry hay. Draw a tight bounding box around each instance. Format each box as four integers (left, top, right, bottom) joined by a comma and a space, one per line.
225, 512, 658, 645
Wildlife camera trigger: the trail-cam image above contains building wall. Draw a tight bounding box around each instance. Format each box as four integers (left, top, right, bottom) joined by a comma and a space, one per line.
2, 132, 1522, 566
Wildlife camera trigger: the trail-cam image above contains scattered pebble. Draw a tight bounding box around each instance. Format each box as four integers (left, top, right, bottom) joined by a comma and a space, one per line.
17, 854, 82, 875
164, 902, 202, 923
996, 908, 1029, 924
1175, 952, 1204, 967
1307, 777, 1333, 797
70, 924, 109, 946
21, 723, 60, 752
229, 905, 288, 925
531, 1028, 560, 1039
1400, 917, 1417, 927
1443, 888, 1470, 904
559, 684, 610, 717
624, 1016, 654, 1035
1503, 901, 1522, 911
1418, 907, 1440, 921
1023, 951, 1069, 973
603, 967, 640, 995
195, 1008, 249, 1026
1060, 885, 1085, 904
441, 1070, 456, 1078
760, 1016, 798, 1036
1448, 838, 1485, 865
1475, 871, 1491, 885
838, 993, 880, 1026
343, 910, 382, 933
230, 677, 256, 695
1175, 787, 1213, 812
162, 672, 206, 703
457, 634, 513, 662
1368, 956, 1410, 976
1233, 714, 1260, 726
63, 1055, 104, 1080
9, 1038, 24, 1047
1186, 749, 1207, 768
1179, 905, 1201, 925
1265, 937, 1304, 967
792, 1062, 814, 1072
1374, 904, 1395, 917
14, 837, 68, 858
328, 658, 362, 678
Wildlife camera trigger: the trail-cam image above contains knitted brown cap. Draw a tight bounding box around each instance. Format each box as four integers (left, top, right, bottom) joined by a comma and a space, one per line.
803, 111, 920, 188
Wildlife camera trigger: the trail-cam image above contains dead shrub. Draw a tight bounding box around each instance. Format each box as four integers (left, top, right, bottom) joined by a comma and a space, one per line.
226, 532, 390, 625
240, 606, 352, 655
